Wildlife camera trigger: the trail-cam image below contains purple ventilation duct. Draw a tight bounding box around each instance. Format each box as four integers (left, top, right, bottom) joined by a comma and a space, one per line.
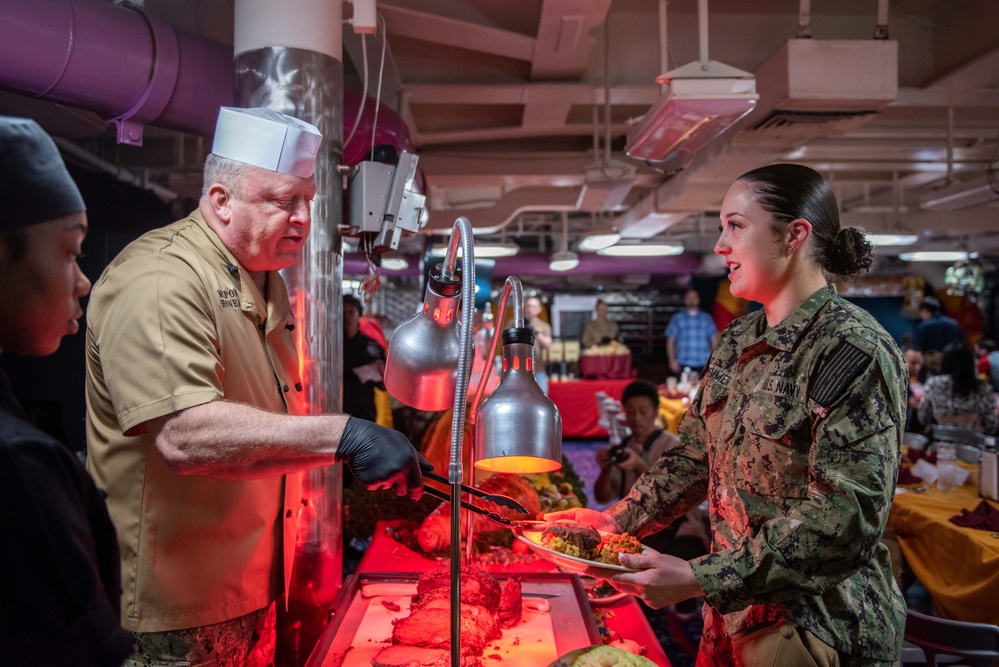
0, 0, 410, 157
0, 0, 230, 144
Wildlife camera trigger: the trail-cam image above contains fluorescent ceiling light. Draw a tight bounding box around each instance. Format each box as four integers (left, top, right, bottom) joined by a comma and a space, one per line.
598, 243, 684, 257
578, 232, 622, 252
549, 250, 580, 272
867, 233, 918, 247
429, 242, 519, 258
625, 60, 758, 165
920, 171, 999, 212
380, 257, 409, 271
899, 251, 968, 262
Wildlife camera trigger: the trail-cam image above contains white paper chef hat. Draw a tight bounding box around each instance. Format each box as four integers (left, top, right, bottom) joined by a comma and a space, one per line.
211, 107, 322, 178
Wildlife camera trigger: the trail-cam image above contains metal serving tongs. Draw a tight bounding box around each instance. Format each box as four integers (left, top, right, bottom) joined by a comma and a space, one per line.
421, 485, 545, 535
422, 469, 530, 514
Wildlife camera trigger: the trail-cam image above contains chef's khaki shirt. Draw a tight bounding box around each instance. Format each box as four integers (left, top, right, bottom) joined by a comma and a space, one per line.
86, 210, 304, 633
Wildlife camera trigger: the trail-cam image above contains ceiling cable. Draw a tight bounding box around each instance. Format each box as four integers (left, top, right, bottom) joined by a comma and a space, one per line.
344, 33, 368, 149
603, 20, 611, 163
370, 13, 388, 158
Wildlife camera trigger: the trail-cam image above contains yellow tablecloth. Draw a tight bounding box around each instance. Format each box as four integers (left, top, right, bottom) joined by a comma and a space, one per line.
888, 468, 999, 624
658, 396, 690, 434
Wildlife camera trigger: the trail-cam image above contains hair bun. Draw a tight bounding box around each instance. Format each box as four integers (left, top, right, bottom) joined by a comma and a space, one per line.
822, 227, 874, 278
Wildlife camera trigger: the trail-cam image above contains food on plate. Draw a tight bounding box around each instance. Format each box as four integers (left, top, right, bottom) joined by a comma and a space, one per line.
372, 645, 482, 667
540, 522, 644, 565
416, 473, 541, 552
541, 520, 602, 558
385, 564, 524, 659
594, 532, 644, 566
548, 644, 657, 666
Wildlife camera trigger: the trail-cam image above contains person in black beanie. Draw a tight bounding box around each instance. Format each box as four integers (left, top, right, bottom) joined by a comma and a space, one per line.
0, 116, 133, 666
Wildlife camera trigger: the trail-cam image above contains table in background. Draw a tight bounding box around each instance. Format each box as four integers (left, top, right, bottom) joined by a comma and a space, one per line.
658, 395, 690, 434
548, 378, 633, 438
579, 352, 634, 380
889, 468, 999, 624
357, 520, 672, 667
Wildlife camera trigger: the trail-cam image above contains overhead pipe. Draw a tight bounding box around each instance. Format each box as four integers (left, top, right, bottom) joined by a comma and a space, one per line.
0, 0, 410, 160
0, 0, 229, 144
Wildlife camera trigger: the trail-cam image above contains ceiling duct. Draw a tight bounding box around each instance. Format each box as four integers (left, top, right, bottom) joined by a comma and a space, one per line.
739, 38, 897, 145
577, 159, 636, 211
920, 168, 999, 212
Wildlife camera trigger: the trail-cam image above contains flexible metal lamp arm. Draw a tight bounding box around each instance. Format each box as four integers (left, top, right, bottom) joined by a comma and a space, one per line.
441, 216, 475, 667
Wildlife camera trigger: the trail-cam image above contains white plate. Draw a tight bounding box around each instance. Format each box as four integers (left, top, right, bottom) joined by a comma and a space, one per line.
516, 528, 649, 575
579, 577, 627, 605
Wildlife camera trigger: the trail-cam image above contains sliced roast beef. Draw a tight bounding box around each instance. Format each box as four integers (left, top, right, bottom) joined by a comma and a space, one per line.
497, 576, 522, 628
371, 645, 482, 667
392, 599, 499, 654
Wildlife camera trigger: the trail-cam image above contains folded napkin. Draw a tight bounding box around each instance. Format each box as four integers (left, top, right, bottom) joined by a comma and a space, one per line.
907, 448, 937, 465
949, 500, 999, 531
897, 465, 924, 485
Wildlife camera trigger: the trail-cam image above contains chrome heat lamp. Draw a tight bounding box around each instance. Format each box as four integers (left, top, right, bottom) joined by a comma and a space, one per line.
383, 221, 562, 667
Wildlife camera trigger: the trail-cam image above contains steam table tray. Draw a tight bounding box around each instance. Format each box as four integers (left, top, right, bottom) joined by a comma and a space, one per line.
306, 571, 600, 667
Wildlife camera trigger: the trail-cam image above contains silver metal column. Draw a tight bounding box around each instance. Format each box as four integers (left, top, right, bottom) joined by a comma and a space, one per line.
232, 1, 343, 665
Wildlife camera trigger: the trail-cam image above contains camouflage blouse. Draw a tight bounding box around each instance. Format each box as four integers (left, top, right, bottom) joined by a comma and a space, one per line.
608, 285, 907, 664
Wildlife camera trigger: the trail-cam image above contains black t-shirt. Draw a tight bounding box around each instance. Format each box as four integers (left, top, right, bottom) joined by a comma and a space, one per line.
0, 376, 132, 666
342, 331, 386, 422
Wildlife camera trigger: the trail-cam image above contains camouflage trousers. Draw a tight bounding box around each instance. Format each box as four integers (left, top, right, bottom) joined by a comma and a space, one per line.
696, 618, 901, 667
125, 603, 276, 667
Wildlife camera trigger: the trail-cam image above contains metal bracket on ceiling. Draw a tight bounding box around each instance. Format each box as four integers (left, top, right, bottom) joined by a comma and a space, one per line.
109, 1, 180, 146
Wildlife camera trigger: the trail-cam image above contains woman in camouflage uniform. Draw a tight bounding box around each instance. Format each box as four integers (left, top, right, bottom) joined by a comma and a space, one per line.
550, 164, 906, 667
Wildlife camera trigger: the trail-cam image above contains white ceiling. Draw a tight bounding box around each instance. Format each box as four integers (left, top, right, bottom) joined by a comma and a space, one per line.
4, 0, 999, 280
364, 0, 999, 259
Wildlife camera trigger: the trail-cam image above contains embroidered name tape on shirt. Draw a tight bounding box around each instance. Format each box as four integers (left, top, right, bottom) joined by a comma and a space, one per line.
810, 341, 870, 408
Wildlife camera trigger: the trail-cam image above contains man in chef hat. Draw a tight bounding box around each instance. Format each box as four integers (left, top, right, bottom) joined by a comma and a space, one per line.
85, 107, 429, 666
0, 117, 133, 665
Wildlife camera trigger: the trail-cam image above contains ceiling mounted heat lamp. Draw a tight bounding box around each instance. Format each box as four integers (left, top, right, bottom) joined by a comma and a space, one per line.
625, 0, 758, 166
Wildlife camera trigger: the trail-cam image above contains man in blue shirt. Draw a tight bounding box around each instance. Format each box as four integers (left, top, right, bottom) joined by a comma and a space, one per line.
665, 290, 717, 376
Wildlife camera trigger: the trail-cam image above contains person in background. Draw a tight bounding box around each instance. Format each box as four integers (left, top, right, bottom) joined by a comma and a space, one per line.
665, 289, 718, 377
913, 295, 963, 378
0, 117, 132, 666
581, 298, 620, 349
901, 345, 924, 433
974, 338, 999, 391
918, 341, 998, 435
342, 294, 386, 422
85, 107, 428, 667
524, 294, 552, 392
550, 163, 905, 666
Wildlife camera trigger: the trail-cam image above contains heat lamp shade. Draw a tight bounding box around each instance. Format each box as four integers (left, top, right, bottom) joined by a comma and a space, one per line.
474, 331, 562, 473
625, 77, 758, 165
383, 281, 462, 411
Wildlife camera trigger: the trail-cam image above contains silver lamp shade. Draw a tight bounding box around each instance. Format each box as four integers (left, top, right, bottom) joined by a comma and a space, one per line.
475, 327, 562, 473
383, 264, 462, 411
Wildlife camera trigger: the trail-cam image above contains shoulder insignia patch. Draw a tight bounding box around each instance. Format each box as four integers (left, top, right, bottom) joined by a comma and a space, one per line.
809, 341, 870, 408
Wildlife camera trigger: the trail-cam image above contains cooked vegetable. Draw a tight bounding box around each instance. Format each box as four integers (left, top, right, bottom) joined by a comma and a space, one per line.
548, 644, 657, 666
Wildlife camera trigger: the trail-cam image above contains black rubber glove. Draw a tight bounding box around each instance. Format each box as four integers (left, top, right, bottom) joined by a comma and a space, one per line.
335, 417, 432, 499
